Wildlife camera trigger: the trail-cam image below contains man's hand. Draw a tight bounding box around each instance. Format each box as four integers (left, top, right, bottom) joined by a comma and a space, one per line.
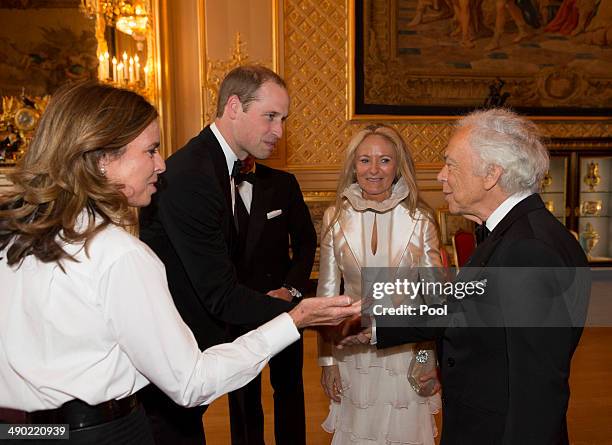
267, 287, 292, 302
336, 326, 372, 349
289, 296, 360, 329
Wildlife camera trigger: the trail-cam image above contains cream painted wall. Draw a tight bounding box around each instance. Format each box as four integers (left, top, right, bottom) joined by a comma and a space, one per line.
162, 0, 203, 150
205, 0, 272, 64
159, 0, 274, 152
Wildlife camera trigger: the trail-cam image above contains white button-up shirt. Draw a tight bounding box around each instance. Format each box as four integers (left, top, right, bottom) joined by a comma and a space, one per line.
0, 220, 299, 411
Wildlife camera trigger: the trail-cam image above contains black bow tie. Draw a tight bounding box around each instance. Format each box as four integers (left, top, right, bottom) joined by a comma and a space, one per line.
236, 171, 255, 184
231, 160, 255, 185
231, 160, 242, 180
475, 223, 490, 245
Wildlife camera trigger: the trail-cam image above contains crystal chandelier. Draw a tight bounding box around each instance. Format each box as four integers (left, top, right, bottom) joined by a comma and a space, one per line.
81, 0, 149, 41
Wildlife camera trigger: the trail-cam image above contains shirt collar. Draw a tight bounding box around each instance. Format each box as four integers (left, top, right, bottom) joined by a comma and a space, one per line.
486, 191, 532, 232
210, 122, 238, 177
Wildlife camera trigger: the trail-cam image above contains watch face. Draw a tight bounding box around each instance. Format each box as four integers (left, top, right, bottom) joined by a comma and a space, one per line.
14, 108, 39, 132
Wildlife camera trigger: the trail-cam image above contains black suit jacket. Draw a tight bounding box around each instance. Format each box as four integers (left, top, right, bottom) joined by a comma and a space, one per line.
377, 194, 589, 445
139, 126, 293, 350
235, 163, 316, 298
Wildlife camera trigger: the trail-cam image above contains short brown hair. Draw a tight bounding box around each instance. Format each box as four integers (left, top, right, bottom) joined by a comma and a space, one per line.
216, 65, 286, 117
0, 81, 158, 267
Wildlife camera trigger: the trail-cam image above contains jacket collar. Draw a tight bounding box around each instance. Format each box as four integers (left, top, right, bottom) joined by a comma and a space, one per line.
338, 195, 418, 270
468, 193, 543, 266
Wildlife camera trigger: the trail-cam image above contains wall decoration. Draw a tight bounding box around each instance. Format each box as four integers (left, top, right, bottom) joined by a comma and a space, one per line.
0, 94, 49, 166
580, 200, 603, 216
583, 160, 601, 191
352, 0, 612, 116
282, 0, 609, 176
580, 221, 600, 258
0, 2, 97, 97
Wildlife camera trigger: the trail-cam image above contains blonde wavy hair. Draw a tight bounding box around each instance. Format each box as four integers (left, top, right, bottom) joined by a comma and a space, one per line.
325, 124, 432, 235
0, 81, 158, 267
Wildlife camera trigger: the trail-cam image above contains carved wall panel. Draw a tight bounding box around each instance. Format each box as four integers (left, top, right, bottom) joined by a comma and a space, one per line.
282, 0, 611, 170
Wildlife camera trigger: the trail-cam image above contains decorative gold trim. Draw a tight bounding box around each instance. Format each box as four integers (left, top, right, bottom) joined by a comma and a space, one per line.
547, 138, 612, 151
347, 0, 356, 121
303, 191, 337, 201
202, 33, 250, 125
198, 0, 208, 129
154, 0, 174, 159
272, 0, 282, 74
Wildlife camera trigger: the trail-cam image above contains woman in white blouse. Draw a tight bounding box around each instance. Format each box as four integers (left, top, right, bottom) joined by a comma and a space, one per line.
0, 81, 357, 444
317, 124, 442, 445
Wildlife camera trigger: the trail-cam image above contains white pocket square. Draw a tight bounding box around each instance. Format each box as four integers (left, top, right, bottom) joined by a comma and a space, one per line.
267, 209, 282, 219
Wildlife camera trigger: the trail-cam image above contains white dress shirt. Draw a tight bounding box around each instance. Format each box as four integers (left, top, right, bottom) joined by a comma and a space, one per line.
209, 122, 254, 213
0, 220, 299, 412
210, 122, 245, 211
485, 191, 532, 232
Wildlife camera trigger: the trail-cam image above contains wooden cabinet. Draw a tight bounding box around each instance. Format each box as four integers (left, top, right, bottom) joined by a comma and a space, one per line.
544, 138, 612, 264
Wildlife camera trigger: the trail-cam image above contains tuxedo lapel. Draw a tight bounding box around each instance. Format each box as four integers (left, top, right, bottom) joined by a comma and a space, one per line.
201, 127, 232, 211
243, 174, 274, 262
201, 126, 236, 241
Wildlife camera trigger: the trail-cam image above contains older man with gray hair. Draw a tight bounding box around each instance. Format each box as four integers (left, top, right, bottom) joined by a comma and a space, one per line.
340, 108, 589, 445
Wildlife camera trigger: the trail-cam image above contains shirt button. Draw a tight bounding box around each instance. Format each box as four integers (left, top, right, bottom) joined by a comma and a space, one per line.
447, 357, 455, 367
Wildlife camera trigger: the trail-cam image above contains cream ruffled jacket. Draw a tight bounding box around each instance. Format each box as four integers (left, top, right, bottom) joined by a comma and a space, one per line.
317, 178, 443, 365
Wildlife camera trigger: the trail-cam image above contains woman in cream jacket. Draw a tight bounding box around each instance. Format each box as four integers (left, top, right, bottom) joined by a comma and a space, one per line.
318, 124, 442, 445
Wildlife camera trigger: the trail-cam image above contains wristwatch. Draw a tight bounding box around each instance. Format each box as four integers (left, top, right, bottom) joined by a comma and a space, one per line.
283, 284, 302, 299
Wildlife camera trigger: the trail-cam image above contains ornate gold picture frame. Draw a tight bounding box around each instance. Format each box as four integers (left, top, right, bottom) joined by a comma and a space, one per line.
350, 0, 612, 118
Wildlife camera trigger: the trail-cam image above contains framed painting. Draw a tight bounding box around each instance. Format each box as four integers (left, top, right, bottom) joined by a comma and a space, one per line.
350, 0, 612, 118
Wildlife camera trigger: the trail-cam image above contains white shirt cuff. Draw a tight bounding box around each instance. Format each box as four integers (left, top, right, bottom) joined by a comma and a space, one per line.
257, 313, 300, 355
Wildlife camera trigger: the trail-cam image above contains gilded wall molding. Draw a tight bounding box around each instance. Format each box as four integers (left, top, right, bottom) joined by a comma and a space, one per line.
202, 33, 251, 125
283, 0, 611, 175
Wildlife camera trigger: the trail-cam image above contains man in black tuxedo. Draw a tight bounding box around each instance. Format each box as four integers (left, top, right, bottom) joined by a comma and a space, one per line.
139, 65, 357, 444
228, 156, 316, 445
340, 108, 590, 445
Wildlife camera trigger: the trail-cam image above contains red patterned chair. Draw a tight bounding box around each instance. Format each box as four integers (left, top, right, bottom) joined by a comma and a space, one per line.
452, 229, 476, 269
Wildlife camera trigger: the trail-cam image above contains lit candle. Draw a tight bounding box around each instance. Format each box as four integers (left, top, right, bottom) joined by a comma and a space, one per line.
117, 62, 124, 84
98, 54, 104, 80
134, 54, 140, 82
143, 64, 149, 88
122, 52, 128, 80
103, 52, 110, 80
112, 57, 118, 83
128, 57, 134, 84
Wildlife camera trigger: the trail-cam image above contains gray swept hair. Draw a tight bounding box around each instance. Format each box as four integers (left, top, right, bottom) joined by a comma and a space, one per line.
457, 108, 549, 194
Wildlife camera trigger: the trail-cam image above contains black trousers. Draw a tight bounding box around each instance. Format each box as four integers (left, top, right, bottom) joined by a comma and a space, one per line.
228, 335, 305, 445
140, 385, 206, 445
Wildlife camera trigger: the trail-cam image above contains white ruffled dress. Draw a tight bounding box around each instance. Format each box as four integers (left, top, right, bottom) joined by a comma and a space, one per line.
318, 180, 441, 444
